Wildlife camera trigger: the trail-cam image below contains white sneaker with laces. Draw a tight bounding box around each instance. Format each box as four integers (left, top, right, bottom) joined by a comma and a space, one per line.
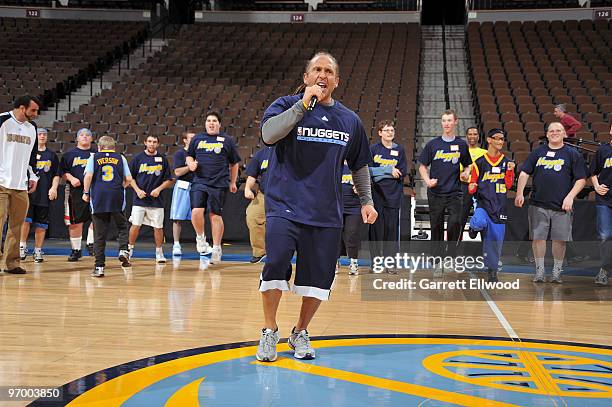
172, 243, 182, 256
19, 246, 27, 260
288, 328, 316, 360
551, 268, 563, 284
91, 266, 105, 278
533, 267, 546, 283
256, 328, 280, 362
33, 250, 44, 263
211, 246, 222, 263
156, 251, 167, 264
349, 259, 359, 275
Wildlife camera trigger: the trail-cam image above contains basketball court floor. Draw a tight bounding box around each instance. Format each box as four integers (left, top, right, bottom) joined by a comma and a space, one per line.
0, 241, 610, 406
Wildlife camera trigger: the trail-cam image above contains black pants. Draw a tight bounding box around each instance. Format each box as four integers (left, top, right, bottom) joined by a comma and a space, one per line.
92, 211, 129, 267
340, 213, 363, 259
369, 205, 400, 259
428, 191, 462, 257
459, 183, 473, 239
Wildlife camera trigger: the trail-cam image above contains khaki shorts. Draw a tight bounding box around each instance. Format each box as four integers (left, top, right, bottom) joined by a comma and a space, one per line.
528, 205, 572, 241
129, 206, 164, 229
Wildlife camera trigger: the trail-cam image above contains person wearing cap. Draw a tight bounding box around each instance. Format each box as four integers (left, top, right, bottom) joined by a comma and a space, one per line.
0, 95, 40, 274
19, 128, 60, 263
467, 129, 515, 282
60, 127, 95, 261
515, 122, 586, 283
553, 104, 582, 138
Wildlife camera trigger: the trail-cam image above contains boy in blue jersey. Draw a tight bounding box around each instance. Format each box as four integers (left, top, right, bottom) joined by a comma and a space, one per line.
186, 111, 241, 263
255, 52, 377, 362
60, 128, 96, 261
418, 110, 472, 276
340, 161, 363, 275
20, 128, 60, 263
244, 146, 273, 263
82, 136, 132, 277
590, 124, 612, 286
515, 122, 586, 283
467, 129, 515, 282
170, 132, 212, 256
128, 135, 173, 263
368, 120, 407, 273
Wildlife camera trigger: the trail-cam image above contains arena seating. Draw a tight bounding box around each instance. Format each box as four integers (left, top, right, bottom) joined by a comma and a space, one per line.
0, 17, 148, 111
0, 1, 154, 8
467, 19, 611, 165
47, 22, 420, 167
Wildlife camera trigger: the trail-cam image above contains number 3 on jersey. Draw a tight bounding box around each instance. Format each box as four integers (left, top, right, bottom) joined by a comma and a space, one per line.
102, 165, 114, 181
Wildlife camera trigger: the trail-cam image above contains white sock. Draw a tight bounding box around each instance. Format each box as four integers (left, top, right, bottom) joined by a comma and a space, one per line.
34, 247, 42, 253
156, 247, 163, 254
70, 237, 82, 250
128, 244, 135, 250
553, 259, 564, 271
20, 241, 26, 248
174, 240, 180, 245
213, 245, 221, 251
86, 227, 94, 244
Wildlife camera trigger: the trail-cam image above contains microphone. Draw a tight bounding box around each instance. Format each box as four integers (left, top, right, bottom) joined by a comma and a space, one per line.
307, 96, 317, 111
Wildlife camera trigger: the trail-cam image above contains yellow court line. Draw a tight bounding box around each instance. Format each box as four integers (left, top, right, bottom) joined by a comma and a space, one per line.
440, 362, 528, 372
519, 351, 560, 396
67, 338, 612, 406
164, 377, 205, 407
253, 358, 522, 407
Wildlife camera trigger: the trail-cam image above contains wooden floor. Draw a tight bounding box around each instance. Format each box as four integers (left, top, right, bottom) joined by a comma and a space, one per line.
0, 255, 611, 405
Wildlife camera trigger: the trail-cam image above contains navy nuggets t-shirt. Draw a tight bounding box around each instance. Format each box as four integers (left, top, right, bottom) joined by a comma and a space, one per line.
591, 144, 612, 208
521, 144, 586, 210
473, 154, 511, 223
187, 132, 241, 188
173, 148, 194, 183
419, 137, 471, 197
130, 151, 172, 208
261, 95, 371, 228
60, 147, 94, 182
245, 147, 273, 195
370, 142, 408, 208
31, 148, 59, 207
342, 163, 361, 215
91, 151, 127, 214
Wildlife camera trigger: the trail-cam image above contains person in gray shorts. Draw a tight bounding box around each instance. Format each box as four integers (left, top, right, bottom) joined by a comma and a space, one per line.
515, 122, 586, 283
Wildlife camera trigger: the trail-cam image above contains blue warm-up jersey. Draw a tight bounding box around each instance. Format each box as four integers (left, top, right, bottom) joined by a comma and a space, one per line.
261, 94, 371, 228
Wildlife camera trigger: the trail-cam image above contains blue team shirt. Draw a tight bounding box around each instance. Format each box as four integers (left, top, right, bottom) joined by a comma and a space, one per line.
60, 147, 95, 182
129, 151, 172, 208
245, 147, 273, 195
31, 148, 59, 207
173, 148, 194, 183
261, 95, 371, 228
521, 144, 586, 211
419, 137, 472, 197
370, 142, 408, 208
473, 154, 511, 223
187, 132, 241, 188
590, 143, 612, 208
85, 151, 130, 214
341, 163, 361, 215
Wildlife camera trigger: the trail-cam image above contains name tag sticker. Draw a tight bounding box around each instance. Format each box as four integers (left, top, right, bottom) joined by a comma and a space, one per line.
217, 136, 225, 142
450, 145, 459, 151
546, 151, 556, 157
154, 157, 163, 162
492, 167, 501, 173
390, 150, 399, 156
36, 154, 41, 159
176, 180, 190, 190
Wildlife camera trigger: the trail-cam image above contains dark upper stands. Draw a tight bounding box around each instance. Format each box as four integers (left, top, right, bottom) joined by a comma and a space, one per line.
472, 0, 586, 9
468, 19, 611, 166
219, 0, 309, 11
46, 23, 420, 167
0, 1, 154, 8
0, 17, 148, 110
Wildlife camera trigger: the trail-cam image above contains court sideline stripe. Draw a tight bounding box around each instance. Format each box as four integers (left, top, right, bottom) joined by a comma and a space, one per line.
469, 271, 519, 340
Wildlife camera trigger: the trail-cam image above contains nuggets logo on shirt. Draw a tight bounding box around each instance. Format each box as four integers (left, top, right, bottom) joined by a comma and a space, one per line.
72, 157, 89, 168
373, 155, 398, 167
342, 174, 353, 184
6, 133, 33, 145
196, 141, 223, 154
536, 157, 565, 171
260, 159, 268, 170
604, 157, 612, 168
36, 160, 52, 173
434, 150, 460, 164
481, 172, 506, 183
138, 163, 163, 176
296, 127, 349, 145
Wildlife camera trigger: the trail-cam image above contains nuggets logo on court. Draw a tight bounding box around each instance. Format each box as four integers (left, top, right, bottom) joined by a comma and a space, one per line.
72, 157, 89, 168
434, 150, 460, 164
138, 163, 163, 176
373, 155, 398, 167
296, 127, 349, 145
536, 157, 565, 171
36, 160, 52, 173
53, 336, 612, 406
197, 141, 224, 154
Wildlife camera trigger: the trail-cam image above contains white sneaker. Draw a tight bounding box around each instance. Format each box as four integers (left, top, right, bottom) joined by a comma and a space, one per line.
349, 259, 359, 275
288, 328, 316, 360
533, 267, 546, 283
196, 235, 213, 256
551, 268, 563, 284
91, 266, 104, 278
256, 328, 280, 362
172, 243, 182, 256
118, 250, 131, 267
211, 246, 222, 264
156, 251, 167, 264
19, 246, 27, 260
